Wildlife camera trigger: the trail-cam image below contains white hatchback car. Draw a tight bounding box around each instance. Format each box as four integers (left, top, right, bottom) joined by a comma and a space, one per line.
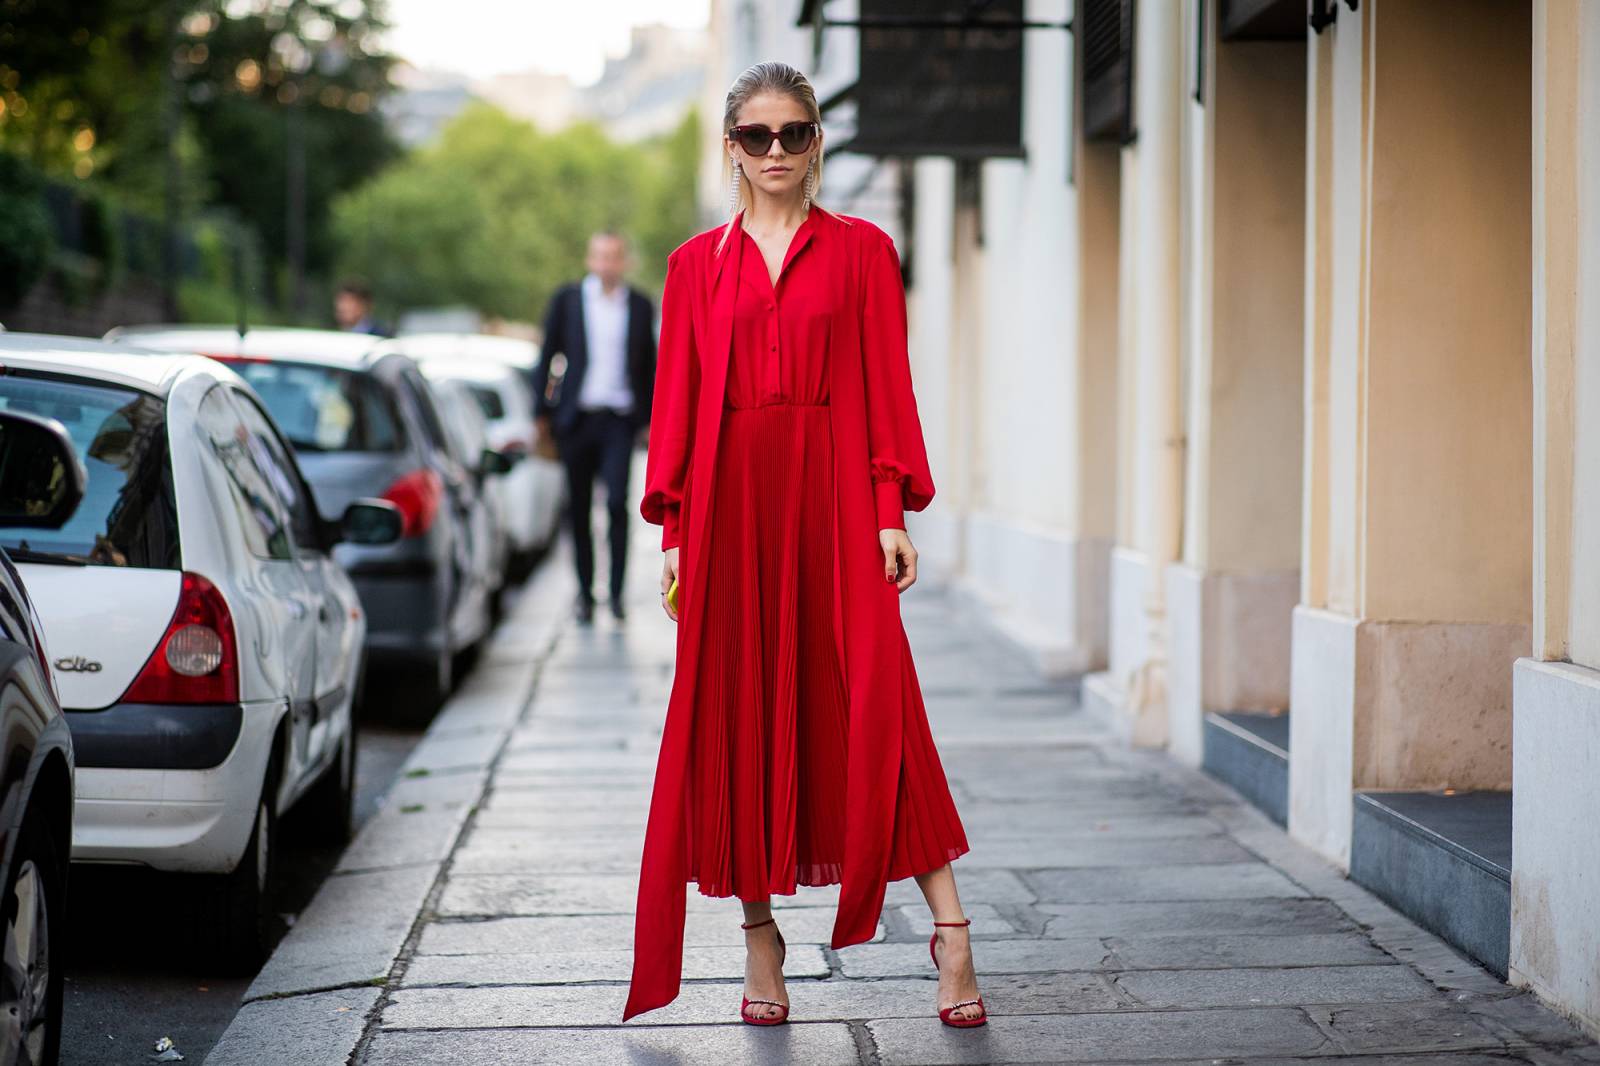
388, 335, 564, 564
0, 334, 401, 965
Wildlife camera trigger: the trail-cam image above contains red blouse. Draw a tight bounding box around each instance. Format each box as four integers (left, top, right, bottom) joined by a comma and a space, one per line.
653, 210, 927, 550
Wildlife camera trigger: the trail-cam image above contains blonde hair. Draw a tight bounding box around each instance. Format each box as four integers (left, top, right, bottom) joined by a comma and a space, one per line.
718, 62, 829, 251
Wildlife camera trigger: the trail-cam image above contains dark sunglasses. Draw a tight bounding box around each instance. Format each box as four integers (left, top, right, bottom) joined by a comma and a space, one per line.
728, 121, 819, 156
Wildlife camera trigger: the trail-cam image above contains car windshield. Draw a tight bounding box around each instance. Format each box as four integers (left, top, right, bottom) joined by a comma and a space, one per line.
218, 360, 402, 453
0, 374, 180, 568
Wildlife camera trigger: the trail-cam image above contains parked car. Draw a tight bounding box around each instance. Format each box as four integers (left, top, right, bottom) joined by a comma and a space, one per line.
409, 374, 510, 617
409, 354, 562, 576
384, 335, 564, 568
0, 409, 82, 1065
106, 327, 501, 713
0, 333, 402, 967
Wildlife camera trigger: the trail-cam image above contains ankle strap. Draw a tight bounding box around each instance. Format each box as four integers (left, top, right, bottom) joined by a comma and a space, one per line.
932, 918, 972, 928
741, 917, 777, 930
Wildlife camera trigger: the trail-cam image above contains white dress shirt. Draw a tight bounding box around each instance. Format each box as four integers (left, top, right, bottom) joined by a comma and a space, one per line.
577, 273, 634, 412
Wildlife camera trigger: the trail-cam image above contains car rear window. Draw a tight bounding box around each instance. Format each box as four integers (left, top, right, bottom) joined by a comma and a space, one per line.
467, 384, 506, 421
219, 360, 403, 453
0, 374, 180, 568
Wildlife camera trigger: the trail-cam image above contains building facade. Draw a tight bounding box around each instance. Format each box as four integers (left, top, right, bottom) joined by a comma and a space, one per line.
712, 0, 1600, 1036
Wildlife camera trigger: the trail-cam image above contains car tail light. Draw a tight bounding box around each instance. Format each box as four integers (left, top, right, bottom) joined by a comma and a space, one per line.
381, 469, 444, 537
122, 572, 239, 705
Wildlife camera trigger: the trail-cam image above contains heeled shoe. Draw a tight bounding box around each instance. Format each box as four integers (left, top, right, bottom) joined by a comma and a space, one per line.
929, 918, 988, 1028
739, 917, 789, 1026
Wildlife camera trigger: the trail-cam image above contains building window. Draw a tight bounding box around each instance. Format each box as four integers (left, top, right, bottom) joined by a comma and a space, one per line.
1080, 0, 1135, 144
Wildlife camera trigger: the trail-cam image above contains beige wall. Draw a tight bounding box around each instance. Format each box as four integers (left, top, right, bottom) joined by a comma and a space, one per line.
1301, 0, 1532, 626
1077, 141, 1122, 544
1191, 40, 1306, 574
1361, 1, 1532, 625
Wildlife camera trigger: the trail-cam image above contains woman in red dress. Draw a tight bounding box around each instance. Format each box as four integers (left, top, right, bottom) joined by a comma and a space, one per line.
625, 61, 986, 1029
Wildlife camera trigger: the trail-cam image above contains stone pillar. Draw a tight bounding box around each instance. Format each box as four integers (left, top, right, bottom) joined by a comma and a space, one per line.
1510, 0, 1600, 1037
1290, 0, 1532, 867
1084, 0, 1185, 747
1167, 9, 1307, 767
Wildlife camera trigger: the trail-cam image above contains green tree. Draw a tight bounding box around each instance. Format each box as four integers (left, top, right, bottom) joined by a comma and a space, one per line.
333, 104, 701, 325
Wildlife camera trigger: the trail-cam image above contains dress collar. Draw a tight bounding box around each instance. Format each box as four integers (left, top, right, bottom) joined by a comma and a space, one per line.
724, 209, 821, 283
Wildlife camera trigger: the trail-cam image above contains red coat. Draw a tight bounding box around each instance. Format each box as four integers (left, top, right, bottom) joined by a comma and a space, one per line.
625, 209, 936, 1020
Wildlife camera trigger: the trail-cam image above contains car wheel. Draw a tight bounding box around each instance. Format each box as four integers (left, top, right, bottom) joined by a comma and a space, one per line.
300, 726, 355, 846
202, 766, 278, 972
0, 814, 64, 1066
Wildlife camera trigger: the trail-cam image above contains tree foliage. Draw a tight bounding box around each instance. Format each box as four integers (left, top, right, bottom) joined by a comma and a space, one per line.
333, 104, 700, 323
0, 0, 399, 311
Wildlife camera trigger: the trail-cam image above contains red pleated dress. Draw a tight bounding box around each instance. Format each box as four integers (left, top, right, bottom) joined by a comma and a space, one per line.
681, 215, 969, 901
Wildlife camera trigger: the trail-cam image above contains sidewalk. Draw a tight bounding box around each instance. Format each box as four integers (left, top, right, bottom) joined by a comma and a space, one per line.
212, 514, 1600, 1066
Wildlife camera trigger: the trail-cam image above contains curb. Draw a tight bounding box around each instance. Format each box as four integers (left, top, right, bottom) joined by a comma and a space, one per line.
203, 551, 574, 1066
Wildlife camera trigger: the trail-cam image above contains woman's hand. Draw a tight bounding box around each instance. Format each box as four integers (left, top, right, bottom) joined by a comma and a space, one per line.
880, 529, 918, 592
661, 547, 680, 622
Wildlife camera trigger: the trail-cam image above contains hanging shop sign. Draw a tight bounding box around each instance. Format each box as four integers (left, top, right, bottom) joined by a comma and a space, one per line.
848, 0, 1026, 159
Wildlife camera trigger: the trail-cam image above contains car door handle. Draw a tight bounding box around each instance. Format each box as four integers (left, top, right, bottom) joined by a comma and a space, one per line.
287, 601, 308, 620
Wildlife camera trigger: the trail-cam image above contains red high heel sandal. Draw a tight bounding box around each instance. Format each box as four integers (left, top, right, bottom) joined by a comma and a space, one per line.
740, 917, 789, 1026
930, 918, 988, 1028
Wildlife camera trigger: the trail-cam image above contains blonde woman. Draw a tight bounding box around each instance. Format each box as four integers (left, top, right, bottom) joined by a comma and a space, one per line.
626, 62, 986, 1030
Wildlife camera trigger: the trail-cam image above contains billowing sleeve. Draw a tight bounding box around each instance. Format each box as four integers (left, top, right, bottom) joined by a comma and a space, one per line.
640, 249, 698, 550
861, 231, 935, 531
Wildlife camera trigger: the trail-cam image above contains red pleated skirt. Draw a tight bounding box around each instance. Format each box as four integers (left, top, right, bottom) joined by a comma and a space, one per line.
685, 402, 969, 902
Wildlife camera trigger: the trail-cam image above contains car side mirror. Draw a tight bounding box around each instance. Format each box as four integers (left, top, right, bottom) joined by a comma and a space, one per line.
480, 447, 517, 476
0, 411, 86, 529
340, 498, 404, 546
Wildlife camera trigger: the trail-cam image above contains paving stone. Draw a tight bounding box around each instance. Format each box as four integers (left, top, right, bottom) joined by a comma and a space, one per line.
246, 864, 439, 1000
335, 804, 468, 873
1115, 963, 1435, 1008
203, 986, 381, 1066
961, 834, 1255, 869
436, 873, 738, 917
1457, 989, 1599, 1048
883, 868, 1034, 906
450, 835, 643, 875
838, 938, 1112, 978
361, 1023, 863, 1066
868, 1006, 1330, 1064
381, 767, 488, 810
956, 809, 1225, 840
400, 944, 832, 986
418, 909, 878, 955
400, 729, 506, 775
896, 901, 1017, 935
472, 804, 647, 829
383, 974, 1119, 1030
1025, 862, 1310, 902
1041, 898, 1356, 938
1105, 932, 1395, 969
1309, 1002, 1508, 1054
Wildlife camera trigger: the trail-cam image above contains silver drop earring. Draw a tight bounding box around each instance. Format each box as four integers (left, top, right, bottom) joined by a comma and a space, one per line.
803, 156, 818, 212
728, 158, 742, 215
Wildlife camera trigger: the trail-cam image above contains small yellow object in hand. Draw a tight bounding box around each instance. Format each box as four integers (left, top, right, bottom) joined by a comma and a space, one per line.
667, 578, 679, 614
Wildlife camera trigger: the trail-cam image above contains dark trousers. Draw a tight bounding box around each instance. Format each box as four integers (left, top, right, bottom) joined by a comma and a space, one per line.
558, 409, 635, 604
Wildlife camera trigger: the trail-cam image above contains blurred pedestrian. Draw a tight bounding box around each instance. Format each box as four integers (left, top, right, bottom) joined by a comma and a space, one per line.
532, 231, 657, 624
333, 280, 388, 336
626, 62, 986, 1031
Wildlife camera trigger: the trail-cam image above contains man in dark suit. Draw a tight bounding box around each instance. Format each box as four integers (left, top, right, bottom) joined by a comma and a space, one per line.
333, 279, 389, 336
533, 231, 656, 624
